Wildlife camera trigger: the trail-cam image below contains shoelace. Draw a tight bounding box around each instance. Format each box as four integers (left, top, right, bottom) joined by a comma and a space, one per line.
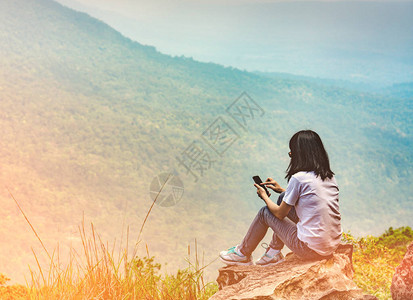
261, 242, 270, 252
260, 242, 282, 259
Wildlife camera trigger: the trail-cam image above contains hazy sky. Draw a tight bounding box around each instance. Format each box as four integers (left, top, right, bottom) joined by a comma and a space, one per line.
57, 0, 413, 85
58, 0, 413, 19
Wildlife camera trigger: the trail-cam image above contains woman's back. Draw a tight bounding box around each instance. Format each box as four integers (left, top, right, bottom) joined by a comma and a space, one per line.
283, 171, 342, 256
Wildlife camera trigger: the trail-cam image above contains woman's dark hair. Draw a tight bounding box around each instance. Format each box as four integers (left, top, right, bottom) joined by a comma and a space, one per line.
286, 130, 334, 181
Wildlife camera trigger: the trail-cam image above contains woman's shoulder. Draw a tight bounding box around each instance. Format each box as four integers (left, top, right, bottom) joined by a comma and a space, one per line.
292, 171, 336, 183
291, 171, 316, 181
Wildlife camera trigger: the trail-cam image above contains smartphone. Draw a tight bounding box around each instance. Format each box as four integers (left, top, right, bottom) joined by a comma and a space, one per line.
252, 176, 271, 198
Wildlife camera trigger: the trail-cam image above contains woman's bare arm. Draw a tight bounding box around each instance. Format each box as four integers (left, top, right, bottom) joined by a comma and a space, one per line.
254, 184, 291, 220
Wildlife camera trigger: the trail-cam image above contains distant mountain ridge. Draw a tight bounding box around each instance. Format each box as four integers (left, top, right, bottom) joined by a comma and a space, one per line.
0, 0, 412, 284
56, 0, 413, 86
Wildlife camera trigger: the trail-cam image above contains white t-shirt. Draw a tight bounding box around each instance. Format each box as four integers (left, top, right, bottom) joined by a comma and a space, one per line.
283, 171, 342, 256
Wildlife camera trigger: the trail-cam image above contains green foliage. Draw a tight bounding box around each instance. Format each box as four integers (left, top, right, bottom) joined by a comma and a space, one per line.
0, 274, 28, 300
379, 226, 413, 250
343, 226, 413, 299
123, 255, 218, 299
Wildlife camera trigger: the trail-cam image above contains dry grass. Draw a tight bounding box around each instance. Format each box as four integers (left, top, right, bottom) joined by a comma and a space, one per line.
1, 188, 218, 299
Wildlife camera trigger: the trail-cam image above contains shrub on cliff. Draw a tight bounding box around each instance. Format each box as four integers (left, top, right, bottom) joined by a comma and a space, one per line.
343, 226, 413, 299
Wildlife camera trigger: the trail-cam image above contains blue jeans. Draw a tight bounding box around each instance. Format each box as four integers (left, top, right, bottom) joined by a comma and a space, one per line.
239, 192, 327, 260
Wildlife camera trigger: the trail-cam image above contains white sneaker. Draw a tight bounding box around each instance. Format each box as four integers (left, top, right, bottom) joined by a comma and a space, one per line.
219, 245, 253, 266
255, 244, 285, 266
255, 251, 284, 266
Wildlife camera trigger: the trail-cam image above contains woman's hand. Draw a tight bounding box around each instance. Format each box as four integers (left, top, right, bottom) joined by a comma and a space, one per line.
254, 183, 270, 200
260, 177, 285, 193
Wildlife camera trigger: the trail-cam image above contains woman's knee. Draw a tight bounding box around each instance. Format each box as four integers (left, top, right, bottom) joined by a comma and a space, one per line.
258, 206, 270, 219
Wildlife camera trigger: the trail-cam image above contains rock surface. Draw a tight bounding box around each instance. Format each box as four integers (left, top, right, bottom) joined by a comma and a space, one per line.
391, 241, 413, 300
210, 244, 377, 300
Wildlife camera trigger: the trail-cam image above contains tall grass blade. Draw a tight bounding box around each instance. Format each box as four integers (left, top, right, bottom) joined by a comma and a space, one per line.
8, 188, 53, 263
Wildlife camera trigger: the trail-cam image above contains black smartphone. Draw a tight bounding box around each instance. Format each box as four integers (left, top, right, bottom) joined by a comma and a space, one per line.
252, 175, 271, 198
